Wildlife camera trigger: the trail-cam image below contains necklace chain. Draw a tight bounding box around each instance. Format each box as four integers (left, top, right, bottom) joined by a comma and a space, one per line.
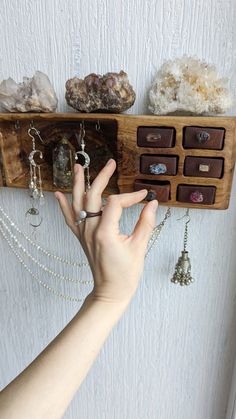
0, 205, 171, 302
0, 217, 93, 285
145, 208, 171, 257
0, 223, 82, 302
0, 205, 89, 268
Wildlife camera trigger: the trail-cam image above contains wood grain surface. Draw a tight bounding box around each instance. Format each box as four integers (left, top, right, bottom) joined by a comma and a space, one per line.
0, 113, 235, 209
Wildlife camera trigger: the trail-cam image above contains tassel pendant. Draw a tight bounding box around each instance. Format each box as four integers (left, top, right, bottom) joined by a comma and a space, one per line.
171, 209, 194, 286
171, 251, 193, 286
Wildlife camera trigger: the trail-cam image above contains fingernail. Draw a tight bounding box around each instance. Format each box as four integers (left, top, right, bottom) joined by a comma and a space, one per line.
149, 199, 158, 211
138, 189, 148, 194
55, 192, 59, 200
106, 159, 114, 166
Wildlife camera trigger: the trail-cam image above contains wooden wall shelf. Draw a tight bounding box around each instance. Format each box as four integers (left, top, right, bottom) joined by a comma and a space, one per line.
0, 113, 235, 210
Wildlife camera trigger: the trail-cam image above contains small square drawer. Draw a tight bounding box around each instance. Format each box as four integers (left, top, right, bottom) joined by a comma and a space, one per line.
137, 127, 175, 148
184, 157, 223, 178
134, 180, 170, 202
140, 155, 178, 175
183, 127, 225, 150
177, 185, 216, 204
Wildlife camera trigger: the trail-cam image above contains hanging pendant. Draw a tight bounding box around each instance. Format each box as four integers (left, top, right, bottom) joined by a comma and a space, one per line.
25, 207, 43, 228
171, 251, 194, 286
171, 209, 194, 286
27, 123, 45, 228
75, 121, 91, 191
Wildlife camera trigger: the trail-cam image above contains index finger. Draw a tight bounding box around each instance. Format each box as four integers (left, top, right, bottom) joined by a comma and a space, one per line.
99, 190, 148, 234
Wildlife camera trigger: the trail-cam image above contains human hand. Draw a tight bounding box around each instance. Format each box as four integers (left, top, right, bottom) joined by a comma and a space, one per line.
55, 159, 158, 305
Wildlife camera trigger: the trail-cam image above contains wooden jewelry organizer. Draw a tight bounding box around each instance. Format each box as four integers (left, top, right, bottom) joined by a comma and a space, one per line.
0, 113, 235, 210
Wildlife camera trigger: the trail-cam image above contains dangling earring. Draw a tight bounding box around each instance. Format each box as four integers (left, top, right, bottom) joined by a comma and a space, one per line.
26, 123, 45, 228
171, 209, 194, 286
75, 121, 91, 191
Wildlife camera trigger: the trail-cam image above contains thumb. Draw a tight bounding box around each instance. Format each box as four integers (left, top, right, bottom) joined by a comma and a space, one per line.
131, 200, 158, 249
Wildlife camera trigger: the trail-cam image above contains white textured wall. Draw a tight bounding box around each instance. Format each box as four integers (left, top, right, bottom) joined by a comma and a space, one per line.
1, 1, 236, 418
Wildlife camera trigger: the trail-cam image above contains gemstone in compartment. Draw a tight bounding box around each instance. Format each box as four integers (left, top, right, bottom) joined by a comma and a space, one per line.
149, 163, 167, 175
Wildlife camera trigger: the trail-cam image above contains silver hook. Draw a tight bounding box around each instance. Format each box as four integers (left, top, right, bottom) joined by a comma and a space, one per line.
14, 120, 20, 131
79, 121, 85, 138
95, 120, 101, 132
177, 208, 190, 223
77, 121, 85, 146
28, 121, 45, 144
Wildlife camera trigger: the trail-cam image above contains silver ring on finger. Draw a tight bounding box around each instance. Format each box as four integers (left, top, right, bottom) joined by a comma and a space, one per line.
75, 209, 103, 225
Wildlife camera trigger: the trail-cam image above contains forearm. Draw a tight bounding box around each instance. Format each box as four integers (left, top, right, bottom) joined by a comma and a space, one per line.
0, 293, 129, 419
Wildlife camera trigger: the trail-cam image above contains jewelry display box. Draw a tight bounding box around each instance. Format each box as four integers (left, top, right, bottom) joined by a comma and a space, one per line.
0, 113, 235, 210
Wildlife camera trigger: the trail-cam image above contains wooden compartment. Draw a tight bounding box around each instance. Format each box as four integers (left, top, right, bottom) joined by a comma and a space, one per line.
0, 115, 118, 195
137, 126, 175, 148
117, 115, 236, 209
183, 126, 225, 150
184, 156, 224, 178
177, 185, 216, 205
134, 179, 170, 202
140, 155, 178, 175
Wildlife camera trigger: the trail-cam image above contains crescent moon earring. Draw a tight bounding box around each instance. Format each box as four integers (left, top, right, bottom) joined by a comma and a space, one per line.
26, 123, 45, 228
75, 121, 91, 191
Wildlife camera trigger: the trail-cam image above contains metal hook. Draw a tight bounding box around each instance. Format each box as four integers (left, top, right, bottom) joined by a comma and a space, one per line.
95, 120, 101, 132
79, 121, 85, 138
28, 127, 36, 144
177, 208, 190, 222
28, 121, 45, 144
14, 120, 20, 131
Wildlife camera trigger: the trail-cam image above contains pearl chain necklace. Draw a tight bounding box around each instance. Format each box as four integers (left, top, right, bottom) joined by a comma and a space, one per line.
0, 205, 171, 303
0, 223, 82, 302
0, 217, 92, 285
0, 205, 89, 268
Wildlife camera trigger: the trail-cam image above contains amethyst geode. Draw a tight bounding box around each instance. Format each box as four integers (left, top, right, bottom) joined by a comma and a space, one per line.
65, 71, 136, 113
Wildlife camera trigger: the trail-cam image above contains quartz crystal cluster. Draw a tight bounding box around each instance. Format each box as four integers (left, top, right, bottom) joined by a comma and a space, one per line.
0, 71, 58, 112
65, 70, 136, 113
148, 56, 233, 115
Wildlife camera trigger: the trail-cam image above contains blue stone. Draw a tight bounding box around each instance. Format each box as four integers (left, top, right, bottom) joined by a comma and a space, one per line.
149, 163, 167, 175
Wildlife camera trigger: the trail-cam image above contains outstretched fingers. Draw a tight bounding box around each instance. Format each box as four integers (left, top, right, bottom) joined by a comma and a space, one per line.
99, 189, 148, 234
72, 164, 85, 216
84, 159, 116, 214
55, 191, 79, 236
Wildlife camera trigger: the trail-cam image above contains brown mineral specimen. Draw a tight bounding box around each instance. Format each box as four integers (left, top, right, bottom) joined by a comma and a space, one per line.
65, 71, 136, 113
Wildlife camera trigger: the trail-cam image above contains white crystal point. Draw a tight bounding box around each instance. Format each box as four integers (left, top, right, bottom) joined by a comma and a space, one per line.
0, 71, 58, 112
79, 210, 87, 219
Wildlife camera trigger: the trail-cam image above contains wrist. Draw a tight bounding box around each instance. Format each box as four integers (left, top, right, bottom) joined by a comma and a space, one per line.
85, 290, 133, 313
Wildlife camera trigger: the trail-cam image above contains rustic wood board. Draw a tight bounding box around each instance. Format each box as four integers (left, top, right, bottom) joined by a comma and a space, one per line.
0, 113, 235, 209
116, 115, 236, 209
0, 114, 119, 195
